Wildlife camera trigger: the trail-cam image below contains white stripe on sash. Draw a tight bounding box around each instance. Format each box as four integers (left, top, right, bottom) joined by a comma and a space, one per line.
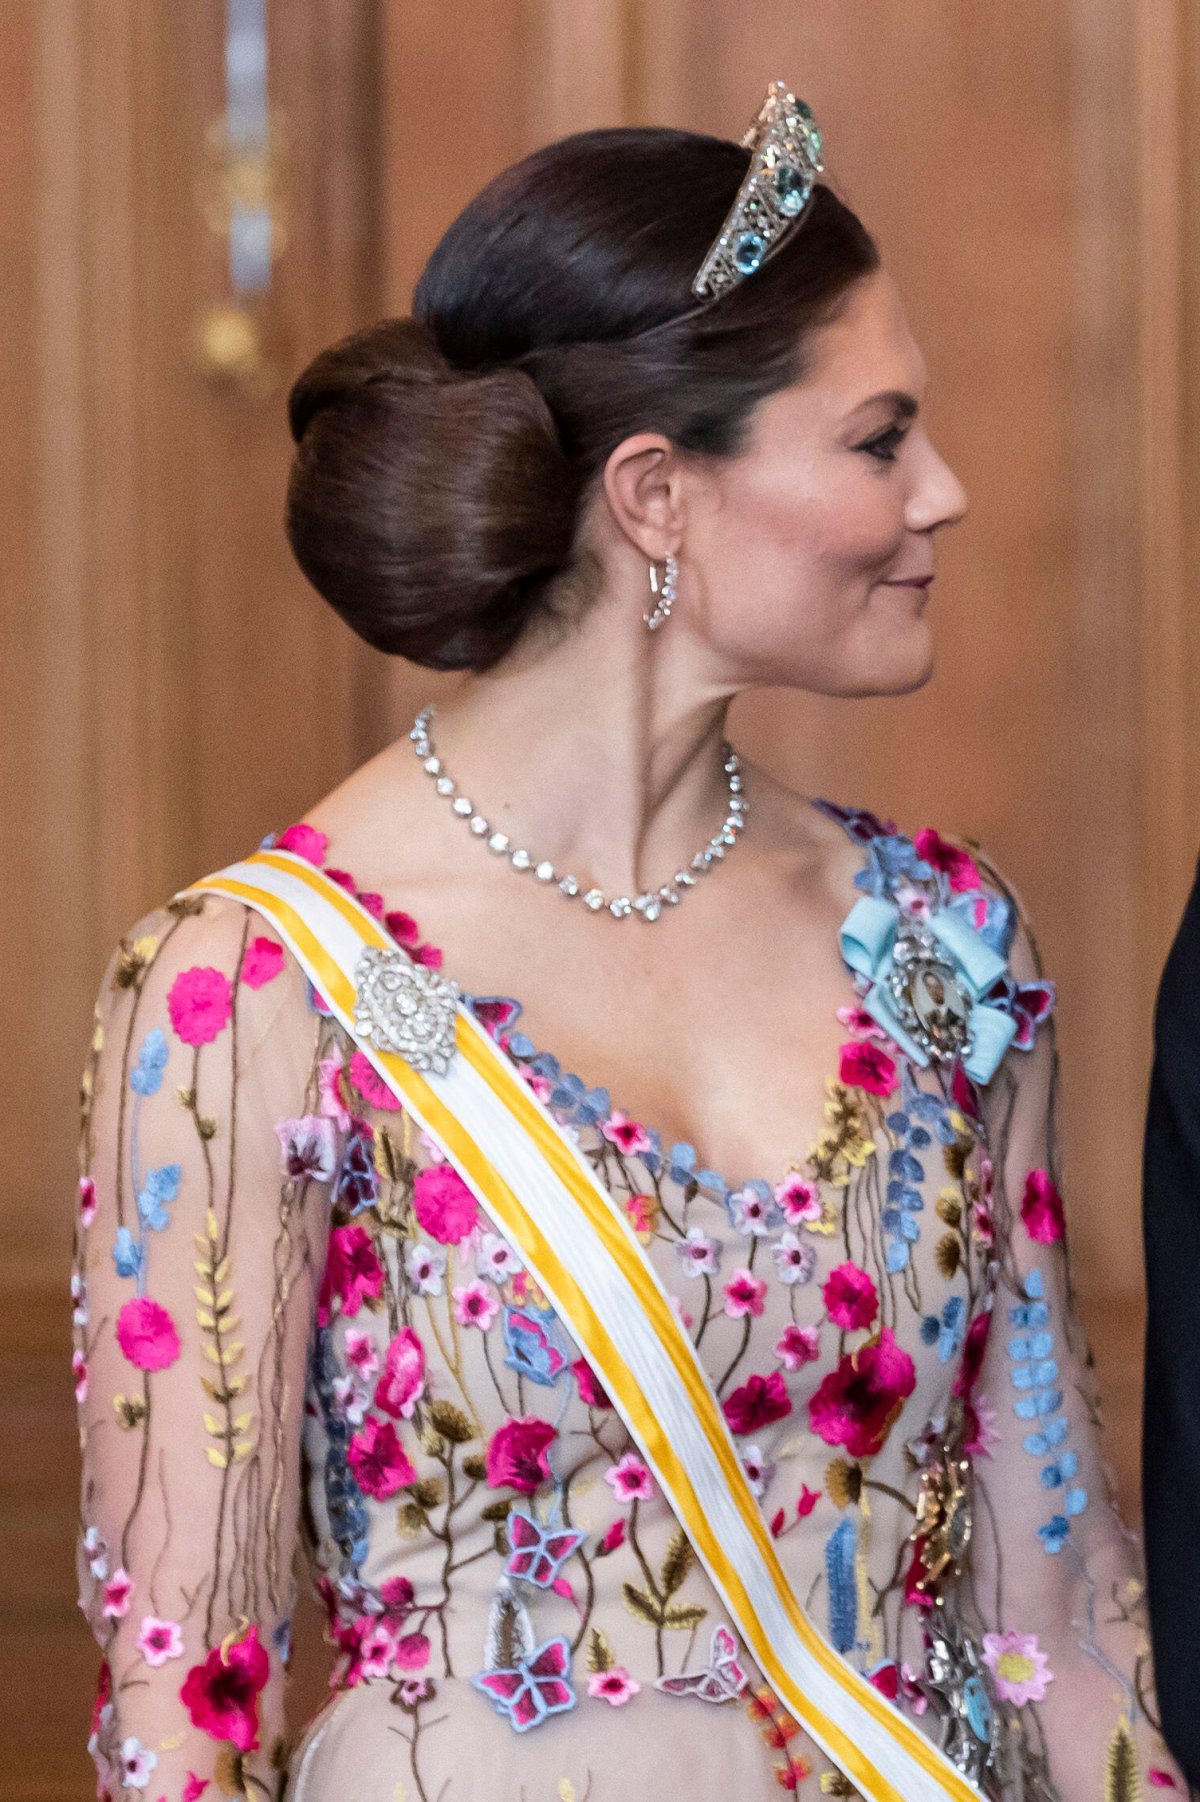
180, 848, 985, 1802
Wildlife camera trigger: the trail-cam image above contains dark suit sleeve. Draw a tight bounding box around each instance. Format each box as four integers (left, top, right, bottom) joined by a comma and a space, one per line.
1143, 858, 1200, 1784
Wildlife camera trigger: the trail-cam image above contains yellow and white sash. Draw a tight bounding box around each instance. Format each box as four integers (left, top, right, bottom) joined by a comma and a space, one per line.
180, 848, 983, 1802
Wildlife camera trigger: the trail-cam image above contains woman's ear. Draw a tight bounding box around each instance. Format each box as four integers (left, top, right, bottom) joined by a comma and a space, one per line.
601, 431, 687, 562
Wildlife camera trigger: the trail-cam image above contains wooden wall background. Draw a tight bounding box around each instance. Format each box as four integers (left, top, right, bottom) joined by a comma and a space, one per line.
3, 3, 1197, 1797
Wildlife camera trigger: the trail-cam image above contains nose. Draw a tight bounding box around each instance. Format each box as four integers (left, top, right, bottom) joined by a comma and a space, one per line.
906, 432, 968, 533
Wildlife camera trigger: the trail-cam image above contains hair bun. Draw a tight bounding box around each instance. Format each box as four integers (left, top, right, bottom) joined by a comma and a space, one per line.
285, 318, 582, 671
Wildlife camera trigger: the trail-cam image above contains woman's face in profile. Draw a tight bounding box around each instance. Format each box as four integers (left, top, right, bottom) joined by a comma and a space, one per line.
682, 267, 969, 698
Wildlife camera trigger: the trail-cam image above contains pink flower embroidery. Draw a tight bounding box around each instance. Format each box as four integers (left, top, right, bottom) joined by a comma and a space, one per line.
604, 1453, 654, 1503
347, 1416, 416, 1499
588, 1667, 641, 1705
808, 1329, 915, 1460
599, 1518, 626, 1554
317, 1224, 385, 1326
116, 1296, 181, 1371
724, 1371, 793, 1435
485, 1416, 557, 1494
723, 1268, 768, 1319
357, 890, 385, 921
182, 1775, 211, 1801
822, 1262, 879, 1331
136, 1616, 184, 1666
413, 1164, 479, 1244
386, 908, 421, 947
373, 1327, 426, 1419
241, 936, 284, 989
775, 1173, 822, 1225
179, 1622, 270, 1751
572, 1356, 612, 1409
797, 1484, 821, 1517
913, 828, 981, 894
952, 1309, 993, 1400
775, 1323, 820, 1369
102, 1568, 134, 1617
981, 1630, 1055, 1706
837, 1040, 898, 1098
343, 1329, 379, 1378
276, 821, 328, 865
393, 1630, 430, 1670
453, 1279, 500, 1330
1021, 1168, 1065, 1244
318, 1051, 353, 1131
166, 966, 233, 1046
79, 1175, 97, 1227
348, 1049, 403, 1113
72, 1348, 88, 1403
601, 1111, 653, 1156
274, 1115, 338, 1182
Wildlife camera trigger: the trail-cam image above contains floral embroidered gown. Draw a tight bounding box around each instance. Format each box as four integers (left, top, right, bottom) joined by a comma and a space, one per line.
72, 805, 1190, 1802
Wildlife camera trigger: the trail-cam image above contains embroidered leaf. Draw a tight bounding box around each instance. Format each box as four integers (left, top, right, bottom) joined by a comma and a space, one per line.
197, 1115, 218, 1140
485, 1578, 534, 1670
660, 1526, 695, 1597
397, 1502, 425, 1536
177, 1086, 197, 1109
194, 1209, 253, 1468
559, 1783, 576, 1802
586, 1627, 615, 1673
943, 1140, 969, 1181
213, 1744, 244, 1796
935, 1191, 962, 1227
935, 1233, 961, 1280
480, 1497, 514, 1523
825, 1517, 857, 1654
462, 1454, 488, 1481
662, 1603, 708, 1630
113, 1394, 147, 1430
622, 1581, 664, 1627
427, 1400, 476, 1444
410, 1476, 444, 1511
1105, 1725, 1141, 1802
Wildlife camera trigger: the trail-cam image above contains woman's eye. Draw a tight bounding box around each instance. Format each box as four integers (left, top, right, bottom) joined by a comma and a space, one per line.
858, 425, 908, 462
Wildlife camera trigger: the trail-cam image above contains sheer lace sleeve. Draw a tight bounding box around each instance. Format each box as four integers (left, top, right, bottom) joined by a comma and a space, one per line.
72, 893, 334, 1802
966, 876, 1189, 1797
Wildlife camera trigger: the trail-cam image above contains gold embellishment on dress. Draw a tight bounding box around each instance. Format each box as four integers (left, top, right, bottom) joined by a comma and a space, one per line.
912, 1453, 973, 1594
353, 944, 460, 1075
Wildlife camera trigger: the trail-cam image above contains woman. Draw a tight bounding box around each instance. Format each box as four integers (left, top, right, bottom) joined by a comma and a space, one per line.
72, 86, 1185, 1801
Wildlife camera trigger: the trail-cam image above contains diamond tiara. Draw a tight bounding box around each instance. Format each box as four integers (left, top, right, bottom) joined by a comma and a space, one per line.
690, 80, 825, 302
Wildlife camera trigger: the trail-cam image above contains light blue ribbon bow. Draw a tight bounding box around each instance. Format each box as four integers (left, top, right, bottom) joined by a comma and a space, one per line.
839, 895, 1017, 1085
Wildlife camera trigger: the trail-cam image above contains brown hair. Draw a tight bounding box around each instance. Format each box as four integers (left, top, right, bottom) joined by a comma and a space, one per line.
285, 126, 879, 672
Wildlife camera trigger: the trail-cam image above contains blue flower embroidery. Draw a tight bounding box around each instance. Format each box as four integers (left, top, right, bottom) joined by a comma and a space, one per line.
129, 1028, 168, 1097
136, 1163, 181, 1232
112, 1226, 143, 1280
1007, 1268, 1088, 1550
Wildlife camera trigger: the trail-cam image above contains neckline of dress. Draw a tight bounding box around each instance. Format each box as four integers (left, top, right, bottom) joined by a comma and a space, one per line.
275, 799, 883, 1215
452, 795, 877, 1211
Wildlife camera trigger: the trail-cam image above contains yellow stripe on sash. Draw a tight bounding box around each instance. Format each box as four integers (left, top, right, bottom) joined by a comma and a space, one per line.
182, 850, 982, 1802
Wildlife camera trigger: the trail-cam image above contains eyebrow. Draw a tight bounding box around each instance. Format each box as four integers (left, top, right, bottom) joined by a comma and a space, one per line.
847, 390, 920, 422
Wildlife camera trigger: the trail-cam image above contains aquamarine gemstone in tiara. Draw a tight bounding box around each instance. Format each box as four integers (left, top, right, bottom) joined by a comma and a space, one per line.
691, 80, 825, 303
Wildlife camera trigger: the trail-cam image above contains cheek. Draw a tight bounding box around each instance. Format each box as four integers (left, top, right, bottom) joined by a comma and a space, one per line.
716, 452, 905, 587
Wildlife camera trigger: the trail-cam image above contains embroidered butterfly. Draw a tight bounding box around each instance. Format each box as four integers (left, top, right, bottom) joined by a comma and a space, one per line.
654, 1623, 749, 1704
471, 1636, 577, 1732
503, 1506, 586, 1589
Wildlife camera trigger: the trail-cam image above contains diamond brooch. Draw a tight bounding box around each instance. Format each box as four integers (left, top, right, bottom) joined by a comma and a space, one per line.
352, 945, 461, 1075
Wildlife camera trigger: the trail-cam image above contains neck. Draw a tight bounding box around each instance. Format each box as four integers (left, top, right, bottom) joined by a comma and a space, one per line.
415, 576, 741, 902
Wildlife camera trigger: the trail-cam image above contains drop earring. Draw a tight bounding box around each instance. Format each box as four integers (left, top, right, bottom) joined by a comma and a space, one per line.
644, 551, 678, 632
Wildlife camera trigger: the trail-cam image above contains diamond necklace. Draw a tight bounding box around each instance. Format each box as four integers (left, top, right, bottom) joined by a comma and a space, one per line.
409, 703, 748, 923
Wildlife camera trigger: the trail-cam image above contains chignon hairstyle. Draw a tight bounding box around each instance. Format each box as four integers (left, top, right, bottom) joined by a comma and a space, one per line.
285, 126, 880, 672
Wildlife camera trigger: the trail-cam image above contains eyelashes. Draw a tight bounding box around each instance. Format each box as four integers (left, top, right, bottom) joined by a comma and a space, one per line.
857, 424, 910, 463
